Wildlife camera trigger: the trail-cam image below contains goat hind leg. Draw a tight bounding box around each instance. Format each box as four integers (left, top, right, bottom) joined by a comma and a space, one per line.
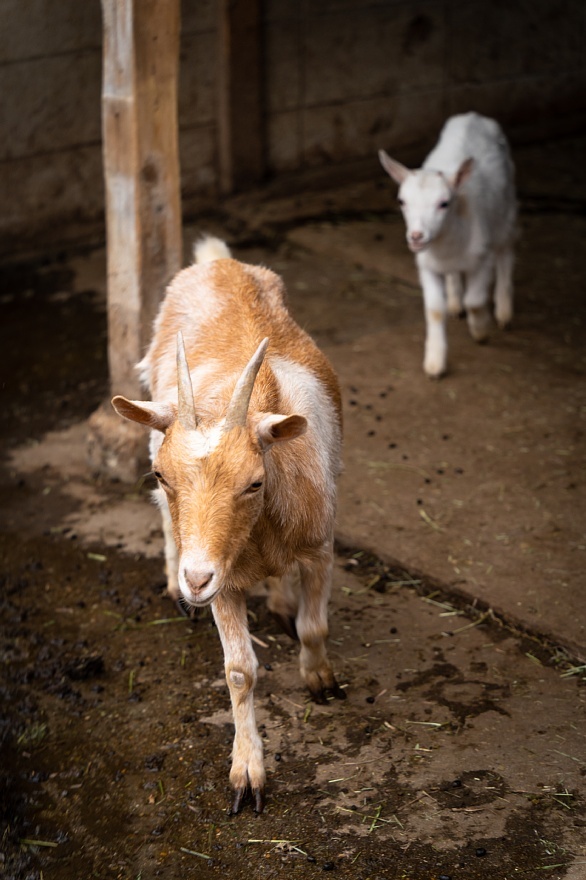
495, 246, 514, 328
446, 272, 464, 317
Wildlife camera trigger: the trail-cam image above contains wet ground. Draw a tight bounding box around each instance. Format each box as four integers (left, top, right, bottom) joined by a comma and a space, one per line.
2, 138, 586, 878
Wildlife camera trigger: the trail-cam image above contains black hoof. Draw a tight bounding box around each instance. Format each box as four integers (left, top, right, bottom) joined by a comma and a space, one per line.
253, 788, 264, 814
310, 679, 347, 704
329, 681, 347, 701
231, 787, 246, 814
230, 786, 265, 815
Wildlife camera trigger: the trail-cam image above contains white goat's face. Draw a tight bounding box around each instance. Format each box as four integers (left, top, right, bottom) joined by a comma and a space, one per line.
379, 150, 474, 254
397, 171, 454, 253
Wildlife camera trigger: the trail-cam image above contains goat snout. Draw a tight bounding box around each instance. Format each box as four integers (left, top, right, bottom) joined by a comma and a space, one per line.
408, 230, 427, 252
182, 566, 214, 598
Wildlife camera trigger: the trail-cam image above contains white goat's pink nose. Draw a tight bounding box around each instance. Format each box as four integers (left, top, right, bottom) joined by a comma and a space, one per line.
410, 231, 423, 242
183, 568, 213, 594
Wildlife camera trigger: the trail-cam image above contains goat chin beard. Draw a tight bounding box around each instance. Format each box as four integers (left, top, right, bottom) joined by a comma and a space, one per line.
182, 586, 220, 608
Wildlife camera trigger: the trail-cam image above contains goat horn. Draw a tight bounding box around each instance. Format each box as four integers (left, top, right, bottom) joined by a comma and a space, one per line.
224, 338, 269, 431
176, 331, 198, 430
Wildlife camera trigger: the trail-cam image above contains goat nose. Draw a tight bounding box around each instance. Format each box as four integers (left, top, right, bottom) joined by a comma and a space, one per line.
410, 231, 423, 242
183, 568, 213, 594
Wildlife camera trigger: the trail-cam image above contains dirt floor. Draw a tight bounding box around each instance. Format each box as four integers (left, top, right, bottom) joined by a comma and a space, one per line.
1, 136, 586, 879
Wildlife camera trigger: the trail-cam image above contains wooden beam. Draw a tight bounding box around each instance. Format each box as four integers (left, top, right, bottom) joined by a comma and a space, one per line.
218, 0, 264, 194
89, 0, 182, 480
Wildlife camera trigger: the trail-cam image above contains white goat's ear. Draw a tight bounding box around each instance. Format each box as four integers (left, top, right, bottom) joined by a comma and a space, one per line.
378, 150, 410, 185
453, 157, 474, 189
256, 414, 307, 448
111, 396, 177, 433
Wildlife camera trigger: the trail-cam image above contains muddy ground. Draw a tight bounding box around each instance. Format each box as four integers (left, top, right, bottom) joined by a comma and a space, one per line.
1, 137, 586, 879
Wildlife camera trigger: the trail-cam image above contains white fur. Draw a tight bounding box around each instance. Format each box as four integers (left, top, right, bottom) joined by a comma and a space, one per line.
194, 234, 232, 264
270, 354, 342, 484
379, 112, 517, 377
139, 271, 227, 399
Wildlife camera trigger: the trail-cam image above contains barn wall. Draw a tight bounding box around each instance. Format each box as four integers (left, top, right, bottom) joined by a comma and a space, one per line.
263, 0, 586, 172
0, 0, 584, 257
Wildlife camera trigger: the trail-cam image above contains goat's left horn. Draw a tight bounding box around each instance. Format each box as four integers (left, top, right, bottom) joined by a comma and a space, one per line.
176, 331, 198, 430
224, 338, 269, 431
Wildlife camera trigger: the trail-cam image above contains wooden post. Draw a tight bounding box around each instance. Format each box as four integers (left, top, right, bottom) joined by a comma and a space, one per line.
88, 0, 182, 481
218, 0, 264, 193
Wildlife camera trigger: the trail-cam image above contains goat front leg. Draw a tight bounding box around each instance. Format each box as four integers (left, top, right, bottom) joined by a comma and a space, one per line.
419, 266, 448, 378
157, 489, 180, 602
297, 541, 345, 704
212, 591, 265, 813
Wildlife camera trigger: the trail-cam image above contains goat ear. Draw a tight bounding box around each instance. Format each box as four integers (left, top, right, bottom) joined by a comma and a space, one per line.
111, 396, 177, 433
378, 150, 410, 185
256, 414, 307, 448
453, 157, 474, 189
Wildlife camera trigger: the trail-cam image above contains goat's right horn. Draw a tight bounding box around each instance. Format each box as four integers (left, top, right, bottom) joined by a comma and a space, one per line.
176, 331, 198, 430
224, 338, 269, 431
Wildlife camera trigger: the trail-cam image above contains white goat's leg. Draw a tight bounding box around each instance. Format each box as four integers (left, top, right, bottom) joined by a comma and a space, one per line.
158, 491, 180, 601
464, 258, 495, 342
212, 591, 265, 813
297, 541, 345, 703
494, 246, 514, 328
419, 267, 448, 378
446, 272, 464, 316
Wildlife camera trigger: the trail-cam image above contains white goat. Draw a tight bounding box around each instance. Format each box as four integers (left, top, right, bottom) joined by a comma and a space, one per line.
111, 236, 345, 813
379, 112, 517, 377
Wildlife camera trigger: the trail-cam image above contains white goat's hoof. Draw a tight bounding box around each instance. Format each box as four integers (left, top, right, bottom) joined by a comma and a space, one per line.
496, 310, 513, 330
424, 355, 447, 378
467, 306, 491, 343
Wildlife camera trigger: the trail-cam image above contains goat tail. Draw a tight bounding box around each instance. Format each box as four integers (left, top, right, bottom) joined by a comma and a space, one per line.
193, 235, 232, 265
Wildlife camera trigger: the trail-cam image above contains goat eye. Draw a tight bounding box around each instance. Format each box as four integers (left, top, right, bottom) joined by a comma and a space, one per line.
439, 200, 450, 209
246, 481, 263, 494
153, 470, 166, 485
397, 197, 405, 207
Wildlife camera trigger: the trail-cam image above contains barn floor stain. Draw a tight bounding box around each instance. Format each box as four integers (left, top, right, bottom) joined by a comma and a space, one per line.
1, 531, 584, 879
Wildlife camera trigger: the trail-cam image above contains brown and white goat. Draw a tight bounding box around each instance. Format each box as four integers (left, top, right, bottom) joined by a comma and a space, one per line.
111, 236, 345, 813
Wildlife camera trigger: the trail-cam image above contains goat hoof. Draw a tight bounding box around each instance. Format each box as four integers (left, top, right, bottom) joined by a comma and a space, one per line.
230, 786, 264, 815
271, 611, 299, 641
329, 681, 347, 700
253, 788, 265, 814
230, 787, 246, 814
321, 683, 347, 702
310, 679, 347, 704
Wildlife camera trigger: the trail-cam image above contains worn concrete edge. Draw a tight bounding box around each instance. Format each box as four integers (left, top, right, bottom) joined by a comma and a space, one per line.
334, 529, 586, 669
